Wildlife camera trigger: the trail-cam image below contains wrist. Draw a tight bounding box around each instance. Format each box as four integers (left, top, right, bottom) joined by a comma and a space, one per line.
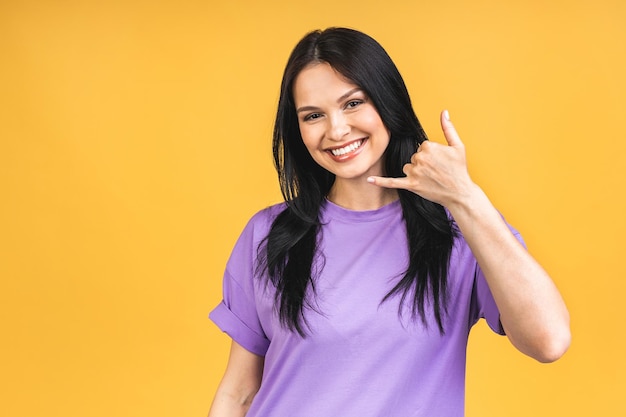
445, 183, 490, 220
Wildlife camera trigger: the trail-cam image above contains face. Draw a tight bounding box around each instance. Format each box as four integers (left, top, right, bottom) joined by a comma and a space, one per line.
293, 62, 390, 182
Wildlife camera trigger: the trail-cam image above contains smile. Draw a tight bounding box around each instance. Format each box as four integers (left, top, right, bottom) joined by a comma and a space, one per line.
328, 139, 365, 156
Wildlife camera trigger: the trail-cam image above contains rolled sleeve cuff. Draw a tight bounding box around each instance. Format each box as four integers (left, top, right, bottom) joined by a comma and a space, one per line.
209, 301, 270, 356
485, 310, 506, 336
476, 274, 506, 336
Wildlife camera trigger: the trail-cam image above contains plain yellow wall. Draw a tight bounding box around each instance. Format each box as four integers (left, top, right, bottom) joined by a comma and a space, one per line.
1, 0, 625, 416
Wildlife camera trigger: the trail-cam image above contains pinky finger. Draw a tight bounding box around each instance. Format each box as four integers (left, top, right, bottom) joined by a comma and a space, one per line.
367, 176, 409, 190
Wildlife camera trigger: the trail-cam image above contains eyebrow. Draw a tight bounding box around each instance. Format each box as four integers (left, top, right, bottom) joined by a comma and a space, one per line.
296, 87, 363, 114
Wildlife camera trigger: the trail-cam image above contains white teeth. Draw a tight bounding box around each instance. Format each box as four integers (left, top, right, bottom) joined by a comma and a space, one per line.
330, 140, 362, 156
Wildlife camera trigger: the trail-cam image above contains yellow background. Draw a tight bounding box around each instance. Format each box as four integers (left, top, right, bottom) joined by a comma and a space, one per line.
1, 0, 624, 416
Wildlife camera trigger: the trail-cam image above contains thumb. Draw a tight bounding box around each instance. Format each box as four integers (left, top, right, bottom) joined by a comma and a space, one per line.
440, 109, 463, 148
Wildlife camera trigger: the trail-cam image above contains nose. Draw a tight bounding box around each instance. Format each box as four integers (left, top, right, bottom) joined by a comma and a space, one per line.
326, 112, 350, 141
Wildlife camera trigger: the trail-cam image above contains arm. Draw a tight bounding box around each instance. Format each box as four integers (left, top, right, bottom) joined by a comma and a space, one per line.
446, 182, 570, 362
368, 110, 570, 363
208, 340, 264, 417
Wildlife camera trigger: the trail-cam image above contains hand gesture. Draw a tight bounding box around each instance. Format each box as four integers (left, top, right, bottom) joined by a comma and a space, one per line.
368, 110, 476, 208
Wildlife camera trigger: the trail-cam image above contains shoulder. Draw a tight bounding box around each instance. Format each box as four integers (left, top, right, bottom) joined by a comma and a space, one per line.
238, 201, 287, 243
225, 202, 286, 269
247, 201, 287, 227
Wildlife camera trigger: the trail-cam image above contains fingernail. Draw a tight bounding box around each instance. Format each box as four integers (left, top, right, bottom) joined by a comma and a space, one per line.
444, 110, 450, 121
367, 177, 375, 183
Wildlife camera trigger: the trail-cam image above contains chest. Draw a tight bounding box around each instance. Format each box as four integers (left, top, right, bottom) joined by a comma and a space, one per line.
255, 217, 473, 349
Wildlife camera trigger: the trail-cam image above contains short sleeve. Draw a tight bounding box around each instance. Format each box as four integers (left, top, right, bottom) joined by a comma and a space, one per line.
209, 211, 273, 356
470, 226, 526, 335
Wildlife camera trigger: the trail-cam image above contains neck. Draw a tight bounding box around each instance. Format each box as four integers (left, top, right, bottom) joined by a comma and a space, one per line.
327, 178, 398, 211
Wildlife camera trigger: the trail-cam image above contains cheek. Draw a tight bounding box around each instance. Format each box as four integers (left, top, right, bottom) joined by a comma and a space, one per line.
299, 124, 322, 153
360, 109, 387, 133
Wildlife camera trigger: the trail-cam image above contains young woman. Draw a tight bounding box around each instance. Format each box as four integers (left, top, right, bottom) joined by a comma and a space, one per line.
208, 27, 570, 417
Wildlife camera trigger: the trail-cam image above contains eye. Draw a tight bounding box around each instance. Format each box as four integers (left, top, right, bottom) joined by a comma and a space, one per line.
303, 112, 322, 122
345, 100, 363, 109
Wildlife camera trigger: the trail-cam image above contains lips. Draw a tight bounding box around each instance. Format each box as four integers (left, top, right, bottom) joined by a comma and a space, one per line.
326, 138, 367, 161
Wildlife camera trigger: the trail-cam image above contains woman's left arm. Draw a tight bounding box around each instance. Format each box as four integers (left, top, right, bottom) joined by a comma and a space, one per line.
368, 110, 571, 363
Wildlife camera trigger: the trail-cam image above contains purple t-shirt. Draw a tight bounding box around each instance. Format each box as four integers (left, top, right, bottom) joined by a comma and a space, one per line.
210, 199, 523, 416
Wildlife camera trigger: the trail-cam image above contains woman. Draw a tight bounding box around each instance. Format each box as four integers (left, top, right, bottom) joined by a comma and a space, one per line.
208, 27, 570, 417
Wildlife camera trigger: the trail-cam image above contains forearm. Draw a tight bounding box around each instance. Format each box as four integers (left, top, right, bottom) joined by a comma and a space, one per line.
447, 184, 570, 362
208, 341, 264, 417
208, 385, 257, 417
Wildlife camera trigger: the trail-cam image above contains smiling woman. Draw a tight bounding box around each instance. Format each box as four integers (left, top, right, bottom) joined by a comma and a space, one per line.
294, 63, 393, 205
207, 27, 570, 417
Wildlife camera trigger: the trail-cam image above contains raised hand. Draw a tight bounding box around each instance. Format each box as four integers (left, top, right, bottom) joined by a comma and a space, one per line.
367, 110, 476, 208
371, 110, 570, 362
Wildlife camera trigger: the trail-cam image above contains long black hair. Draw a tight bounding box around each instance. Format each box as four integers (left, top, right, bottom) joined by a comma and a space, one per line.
258, 27, 455, 336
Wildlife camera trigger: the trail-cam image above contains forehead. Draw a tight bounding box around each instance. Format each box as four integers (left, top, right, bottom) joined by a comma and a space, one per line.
293, 62, 359, 105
